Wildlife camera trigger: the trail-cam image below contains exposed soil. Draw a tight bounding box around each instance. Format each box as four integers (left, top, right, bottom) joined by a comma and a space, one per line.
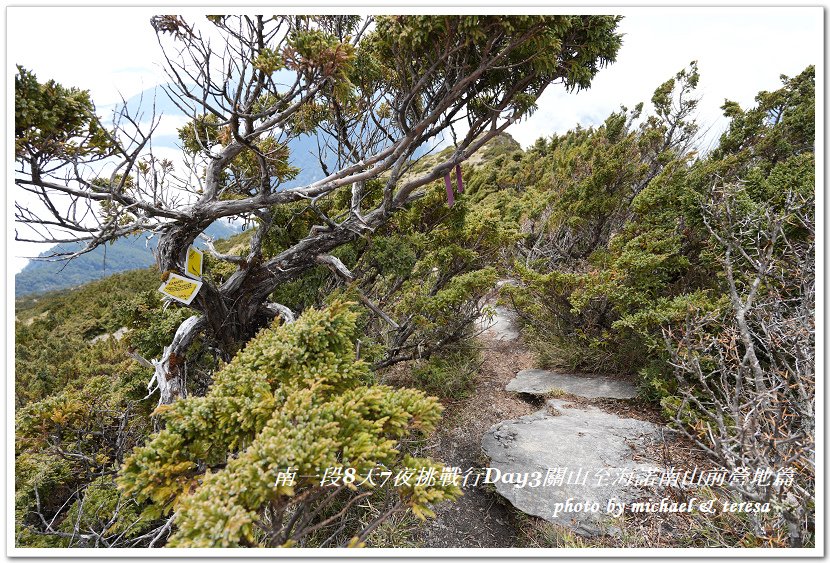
406, 303, 715, 548
412, 320, 538, 547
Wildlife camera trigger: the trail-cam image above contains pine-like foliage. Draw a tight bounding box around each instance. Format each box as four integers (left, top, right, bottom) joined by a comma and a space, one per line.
118, 300, 459, 547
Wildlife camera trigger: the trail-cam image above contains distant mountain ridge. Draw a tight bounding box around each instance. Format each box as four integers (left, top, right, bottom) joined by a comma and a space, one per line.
14, 82, 442, 297
14, 221, 240, 297
122, 84, 329, 189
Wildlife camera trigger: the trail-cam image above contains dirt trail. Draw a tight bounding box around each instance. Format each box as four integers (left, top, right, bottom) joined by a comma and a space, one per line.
414, 307, 538, 548
411, 301, 712, 548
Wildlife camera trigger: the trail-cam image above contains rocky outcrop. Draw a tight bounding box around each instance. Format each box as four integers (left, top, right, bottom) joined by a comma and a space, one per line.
482, 399, 663, 536
505, 369, 638, 399
90, 326, 129, 344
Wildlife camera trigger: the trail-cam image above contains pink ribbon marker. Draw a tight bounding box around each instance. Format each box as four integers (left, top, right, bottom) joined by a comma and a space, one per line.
455, 164, 464, 193
444, 173, 454, 207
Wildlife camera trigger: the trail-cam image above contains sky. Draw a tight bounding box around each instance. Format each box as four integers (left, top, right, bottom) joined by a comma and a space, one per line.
6, 6, 823, 274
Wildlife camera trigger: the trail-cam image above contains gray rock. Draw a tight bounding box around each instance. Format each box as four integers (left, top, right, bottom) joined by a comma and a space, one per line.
506, 369, 637, 399
479, 306, 519, 341
481, 400, 662, 536
90, 326, 129, 344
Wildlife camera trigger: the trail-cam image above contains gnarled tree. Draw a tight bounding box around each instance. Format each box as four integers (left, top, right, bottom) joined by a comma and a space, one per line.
15, 15, 622, 403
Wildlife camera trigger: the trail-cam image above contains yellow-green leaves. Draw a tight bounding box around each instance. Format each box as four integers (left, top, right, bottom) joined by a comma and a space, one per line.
253, 47, 284, 75
284, 28, 356, 93
15, 66, 113, 162
362, 15, 621, 123
118, 300, 455, 547
177, 113, 223, 155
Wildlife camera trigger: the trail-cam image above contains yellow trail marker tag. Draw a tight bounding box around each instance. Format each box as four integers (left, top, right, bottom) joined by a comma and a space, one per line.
185, 246, 204, 280
158, 273, 203, 305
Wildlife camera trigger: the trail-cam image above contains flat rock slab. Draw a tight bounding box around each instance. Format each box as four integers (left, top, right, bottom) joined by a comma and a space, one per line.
479, 306, 519, 342
506, 369, 637, 399
482, 400, 662, 536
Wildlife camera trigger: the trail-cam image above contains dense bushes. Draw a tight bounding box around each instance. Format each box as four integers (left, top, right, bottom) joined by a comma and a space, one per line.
665, 183, 814, 546
16, 294, 464, 547
12, 144, 507, 547
14, 62, 814, 548
498, 65, 813, 392
489, 65, 814, 546
119, 301, 460, 547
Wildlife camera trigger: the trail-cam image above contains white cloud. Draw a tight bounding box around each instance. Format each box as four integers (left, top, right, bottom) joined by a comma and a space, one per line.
139, 114, 191, 142
9, 7, 166, 106
509, 7, 821, 149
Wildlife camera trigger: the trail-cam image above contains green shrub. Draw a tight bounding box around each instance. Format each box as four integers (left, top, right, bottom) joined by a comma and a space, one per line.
118, 300, 460, 547
409, 342, 481, 400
